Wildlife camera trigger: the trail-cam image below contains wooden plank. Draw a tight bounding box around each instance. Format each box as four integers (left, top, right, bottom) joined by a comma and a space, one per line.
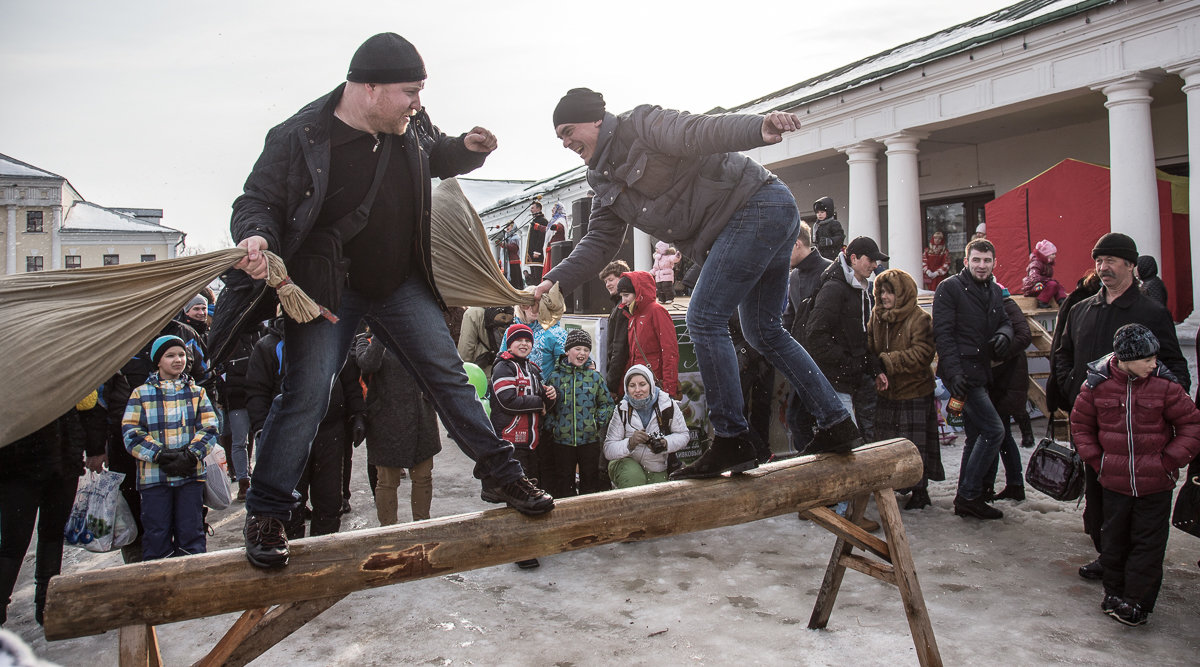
1028, 376, 1051, 418
192, 607, 268, 667
875, 490, 943, 667
807, 496, 864, 630
803, 507, 891, 561
118, 625, 161, 667
838, 552, 896, 585
45, 439, 924, 640
223, 595, 347, 667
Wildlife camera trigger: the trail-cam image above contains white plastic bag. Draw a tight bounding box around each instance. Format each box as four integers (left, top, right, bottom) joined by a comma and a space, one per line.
203, 447, 233, 510
64, 470, 132, 552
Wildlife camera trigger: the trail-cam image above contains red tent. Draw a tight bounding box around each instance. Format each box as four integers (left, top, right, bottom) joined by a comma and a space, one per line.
986, 158, 1191, 321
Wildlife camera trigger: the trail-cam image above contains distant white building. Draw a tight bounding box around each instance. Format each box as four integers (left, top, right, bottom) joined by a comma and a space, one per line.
474, 0, 1198, 327
0, 153, 184, 274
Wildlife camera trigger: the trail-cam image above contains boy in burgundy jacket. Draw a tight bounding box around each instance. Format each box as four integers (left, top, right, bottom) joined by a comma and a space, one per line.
1071, 324, 1200, 627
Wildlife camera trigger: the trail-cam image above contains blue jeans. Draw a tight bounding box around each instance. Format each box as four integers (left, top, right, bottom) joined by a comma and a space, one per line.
957, 385, 1006, 499
686, 180, 849, 438
964, 416, 1025, 490
227, 408, 251, 481
247, 275, 524, 519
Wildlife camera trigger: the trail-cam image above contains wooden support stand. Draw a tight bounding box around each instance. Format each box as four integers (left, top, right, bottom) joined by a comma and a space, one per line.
45, 439, 940, 666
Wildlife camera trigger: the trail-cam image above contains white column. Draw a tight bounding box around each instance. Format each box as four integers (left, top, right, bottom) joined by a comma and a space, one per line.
839, 142, 882, 242
1093, 74, 1163, 260
50, 205, 62, 270
6, 206, 15, 275
882, 132, 927, 279
1173, 63, 1200, 327
633, 228, 652, 272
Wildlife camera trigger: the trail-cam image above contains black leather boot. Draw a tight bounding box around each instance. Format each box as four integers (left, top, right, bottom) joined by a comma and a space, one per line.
669, 435, 758, 480
806, 417, 864, 455
0, 557, 21, 626
33, 539, 64, 626
904, 488, 931, 510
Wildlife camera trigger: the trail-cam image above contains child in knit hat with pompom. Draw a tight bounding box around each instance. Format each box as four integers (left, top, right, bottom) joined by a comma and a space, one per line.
1021, 239, 1068, 308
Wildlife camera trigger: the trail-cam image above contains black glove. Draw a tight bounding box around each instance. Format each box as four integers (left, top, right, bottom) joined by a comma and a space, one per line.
351, 414, 367, 448
158, 449, 198, 477
648, 436, 668, 454
989, 332, 1012, 358
947, 374, 969, 398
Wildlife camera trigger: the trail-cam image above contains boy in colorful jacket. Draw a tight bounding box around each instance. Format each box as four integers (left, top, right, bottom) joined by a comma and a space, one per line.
123, 335, 219, 560
542, 329, 615, 496
1071, 324, 1200, 627
490, 323, 558, 489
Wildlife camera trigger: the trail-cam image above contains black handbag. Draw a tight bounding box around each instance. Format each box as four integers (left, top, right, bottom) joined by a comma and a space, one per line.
1171, 461, 1200, 538
1025, 423, 1086, 501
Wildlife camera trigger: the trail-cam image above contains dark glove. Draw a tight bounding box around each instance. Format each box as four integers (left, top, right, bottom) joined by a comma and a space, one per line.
158, 449, 198, 477
628, 431, 650, 450
947, 375, 969, 398
351, 414, 367, 448
989, 332, 1012, 358
648, 436, 668, 454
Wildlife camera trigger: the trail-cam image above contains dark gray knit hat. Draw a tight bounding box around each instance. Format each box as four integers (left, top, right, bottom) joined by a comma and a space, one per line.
347, 33, 426, 84
1091, 232, 1138, 264
564, 328, 592, 351
553, 88, 605, 128
1113, 323, 1160, 361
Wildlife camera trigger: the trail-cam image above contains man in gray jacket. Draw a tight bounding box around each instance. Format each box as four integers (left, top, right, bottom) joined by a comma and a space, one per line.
533, 89, 862, 478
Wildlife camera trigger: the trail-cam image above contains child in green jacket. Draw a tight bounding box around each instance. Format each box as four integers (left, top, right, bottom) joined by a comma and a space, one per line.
543, 329, 615, 496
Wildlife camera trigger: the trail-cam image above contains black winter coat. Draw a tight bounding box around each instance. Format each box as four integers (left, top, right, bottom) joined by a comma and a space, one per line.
1052, 285, 1189, 409
1136, 255, 1169, 308
782, 250, 832, 337
1045, 276, 1101, 414
932, 268, 1013, 388
244, 326, 365, 434
0, 406, 106, 481
988, 298, 1033, 416
811, 217, 845, 261
606, 296, 631, 396
806, 258, 878, 392
353, 333, 441, 469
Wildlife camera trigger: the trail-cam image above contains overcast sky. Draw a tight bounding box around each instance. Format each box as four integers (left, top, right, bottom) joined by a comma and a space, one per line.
1, 0, 1016, 249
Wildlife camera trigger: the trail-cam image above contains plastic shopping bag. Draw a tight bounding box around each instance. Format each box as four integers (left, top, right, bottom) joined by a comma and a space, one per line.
203, 447, 233, 510
64, 470, 133, 552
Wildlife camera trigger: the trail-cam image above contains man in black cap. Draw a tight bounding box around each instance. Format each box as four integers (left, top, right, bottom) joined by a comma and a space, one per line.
1052, 231, 1189, 579
223, 33, 553, 570
806, 236, 889, 443
533, 88, 864, 481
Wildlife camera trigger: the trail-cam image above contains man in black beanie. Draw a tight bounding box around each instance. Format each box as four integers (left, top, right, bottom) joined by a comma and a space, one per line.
532, 88, 864, 480
220, 33, 553, 569
1053, 230, 1189, 580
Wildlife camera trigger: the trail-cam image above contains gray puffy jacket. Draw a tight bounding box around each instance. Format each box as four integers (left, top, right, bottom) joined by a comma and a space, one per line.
545, 105, 772, 294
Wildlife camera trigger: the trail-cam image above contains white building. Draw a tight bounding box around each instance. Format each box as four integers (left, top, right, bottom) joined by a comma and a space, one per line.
478, 0, 1196, 326
1, 153, 184, 274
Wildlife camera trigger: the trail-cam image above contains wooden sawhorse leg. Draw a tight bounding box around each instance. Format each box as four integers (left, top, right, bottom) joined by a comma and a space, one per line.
118, 625, 162, 667
803, 490, 942, 667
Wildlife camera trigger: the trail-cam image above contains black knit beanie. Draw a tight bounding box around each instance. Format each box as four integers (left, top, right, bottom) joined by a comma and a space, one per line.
553, 88, 606, 128
1113, 323, 1160, 362
564, 328, 592, 351
617, 275, 635, 295
1091, 232, 1139, 264
347, 33, 426, 84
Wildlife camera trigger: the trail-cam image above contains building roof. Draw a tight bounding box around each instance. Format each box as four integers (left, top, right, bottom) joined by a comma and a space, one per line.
63, 201, 182, 234
453, 177, 537, 212
477, 166, 587, 216
730, 0, 1112, 114
0, 152, 63, 180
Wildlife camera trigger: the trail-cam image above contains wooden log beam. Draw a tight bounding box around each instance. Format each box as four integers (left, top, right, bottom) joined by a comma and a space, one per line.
45, 439, 921, 641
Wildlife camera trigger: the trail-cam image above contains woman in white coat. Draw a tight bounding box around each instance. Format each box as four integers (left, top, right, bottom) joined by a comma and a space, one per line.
604, 365, 689, 488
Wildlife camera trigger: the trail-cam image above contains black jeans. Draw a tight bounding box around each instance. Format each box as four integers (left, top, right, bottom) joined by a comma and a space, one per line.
0, 475, 78, 624
285, 425, 346, 539
1099, 488, 1173, 611
550, 441, 604, 496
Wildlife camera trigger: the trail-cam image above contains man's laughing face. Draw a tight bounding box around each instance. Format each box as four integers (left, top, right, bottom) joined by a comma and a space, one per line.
555, 120, 601, 163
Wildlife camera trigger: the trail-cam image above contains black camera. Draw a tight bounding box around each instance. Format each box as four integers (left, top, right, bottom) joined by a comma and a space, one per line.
647, 434, 668, 454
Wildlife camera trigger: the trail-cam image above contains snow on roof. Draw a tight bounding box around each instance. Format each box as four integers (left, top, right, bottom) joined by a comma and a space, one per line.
0, 152, 63, 180
63, 201, 181, 234
452, 178, 536, 212
731, 0, 1111, 115
478, 166, 588, 215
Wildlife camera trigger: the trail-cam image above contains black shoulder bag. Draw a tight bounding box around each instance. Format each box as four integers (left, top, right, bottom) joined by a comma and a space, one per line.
1025, 421, 1086, 502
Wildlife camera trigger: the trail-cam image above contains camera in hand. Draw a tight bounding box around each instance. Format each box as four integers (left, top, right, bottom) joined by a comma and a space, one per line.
647, 434, 668, 454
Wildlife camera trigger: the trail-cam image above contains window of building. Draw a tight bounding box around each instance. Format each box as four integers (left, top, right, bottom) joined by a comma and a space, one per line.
103, 254, 119, 266
921, 193, 993, 273
140, 254, 156, 262
26, 210, 43, 232
26, 256, 43, 272
65, 255, 81, 269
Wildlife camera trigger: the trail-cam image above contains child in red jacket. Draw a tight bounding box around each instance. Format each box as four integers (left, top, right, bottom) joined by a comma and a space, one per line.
616, 272, 680, 397
1071, 323, 1200, 627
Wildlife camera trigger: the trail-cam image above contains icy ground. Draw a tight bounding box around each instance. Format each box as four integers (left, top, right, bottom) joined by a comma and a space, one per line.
6, 418, 1199, 666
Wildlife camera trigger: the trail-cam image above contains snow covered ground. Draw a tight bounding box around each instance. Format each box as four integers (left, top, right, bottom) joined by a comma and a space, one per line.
5, 418, 1199, 666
